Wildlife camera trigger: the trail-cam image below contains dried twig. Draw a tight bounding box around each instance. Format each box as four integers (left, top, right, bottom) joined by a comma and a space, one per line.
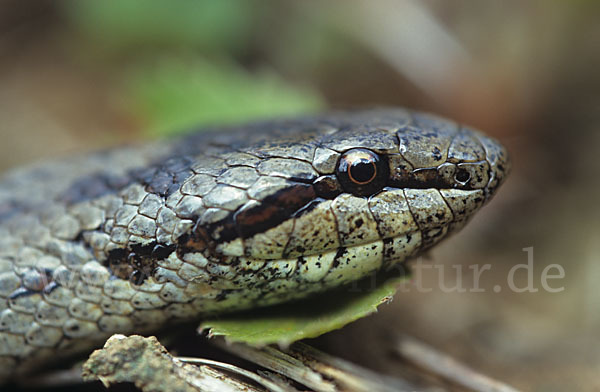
81, 334, 519, 392
395, 335, 521, 392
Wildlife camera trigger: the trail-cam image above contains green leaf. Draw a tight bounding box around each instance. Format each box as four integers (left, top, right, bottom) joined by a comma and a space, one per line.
120, 58, 324, 137
200, 273, 408, 346
64, 0, 256, 52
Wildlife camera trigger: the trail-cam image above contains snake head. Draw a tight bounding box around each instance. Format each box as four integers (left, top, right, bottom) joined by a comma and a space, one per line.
97, 107, 517, 314
169, 109, 512, 312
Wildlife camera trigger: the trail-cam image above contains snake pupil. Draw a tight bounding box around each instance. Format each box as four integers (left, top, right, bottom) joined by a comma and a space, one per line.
349, 159, 376, 184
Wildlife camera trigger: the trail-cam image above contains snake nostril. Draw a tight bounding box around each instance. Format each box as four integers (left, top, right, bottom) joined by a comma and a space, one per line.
454, 169, 471, 184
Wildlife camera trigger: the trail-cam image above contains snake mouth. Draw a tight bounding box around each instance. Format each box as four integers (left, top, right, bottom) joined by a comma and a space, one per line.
211, 232, 421, 298
189, 233, 420, 315
204, 184, 486, 270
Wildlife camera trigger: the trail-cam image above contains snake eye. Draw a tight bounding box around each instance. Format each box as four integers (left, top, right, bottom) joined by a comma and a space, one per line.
336, 148, 388, 196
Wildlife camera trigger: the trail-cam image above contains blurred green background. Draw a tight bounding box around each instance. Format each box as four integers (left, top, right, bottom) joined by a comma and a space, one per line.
1, 1, 599, 390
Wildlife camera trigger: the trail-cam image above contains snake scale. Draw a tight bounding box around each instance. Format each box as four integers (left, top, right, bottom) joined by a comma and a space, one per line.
0, 108, 509, 382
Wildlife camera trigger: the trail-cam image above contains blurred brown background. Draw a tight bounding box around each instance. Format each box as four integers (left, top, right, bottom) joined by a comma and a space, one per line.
1, 1, 599, 391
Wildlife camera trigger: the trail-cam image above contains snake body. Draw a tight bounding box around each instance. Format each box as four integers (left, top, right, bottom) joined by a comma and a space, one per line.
0, 108, 509, 381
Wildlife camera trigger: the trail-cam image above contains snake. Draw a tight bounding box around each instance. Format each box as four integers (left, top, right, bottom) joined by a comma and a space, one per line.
0, 108, 509, 383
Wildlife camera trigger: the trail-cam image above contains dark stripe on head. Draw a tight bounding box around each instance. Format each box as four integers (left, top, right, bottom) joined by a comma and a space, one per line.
131, 156, 196, 198
60, 155, 199, 205
235, 183, 316, 238
179, 183, 321, 258
9, 287, 37, 300
105, 241, 176, 282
